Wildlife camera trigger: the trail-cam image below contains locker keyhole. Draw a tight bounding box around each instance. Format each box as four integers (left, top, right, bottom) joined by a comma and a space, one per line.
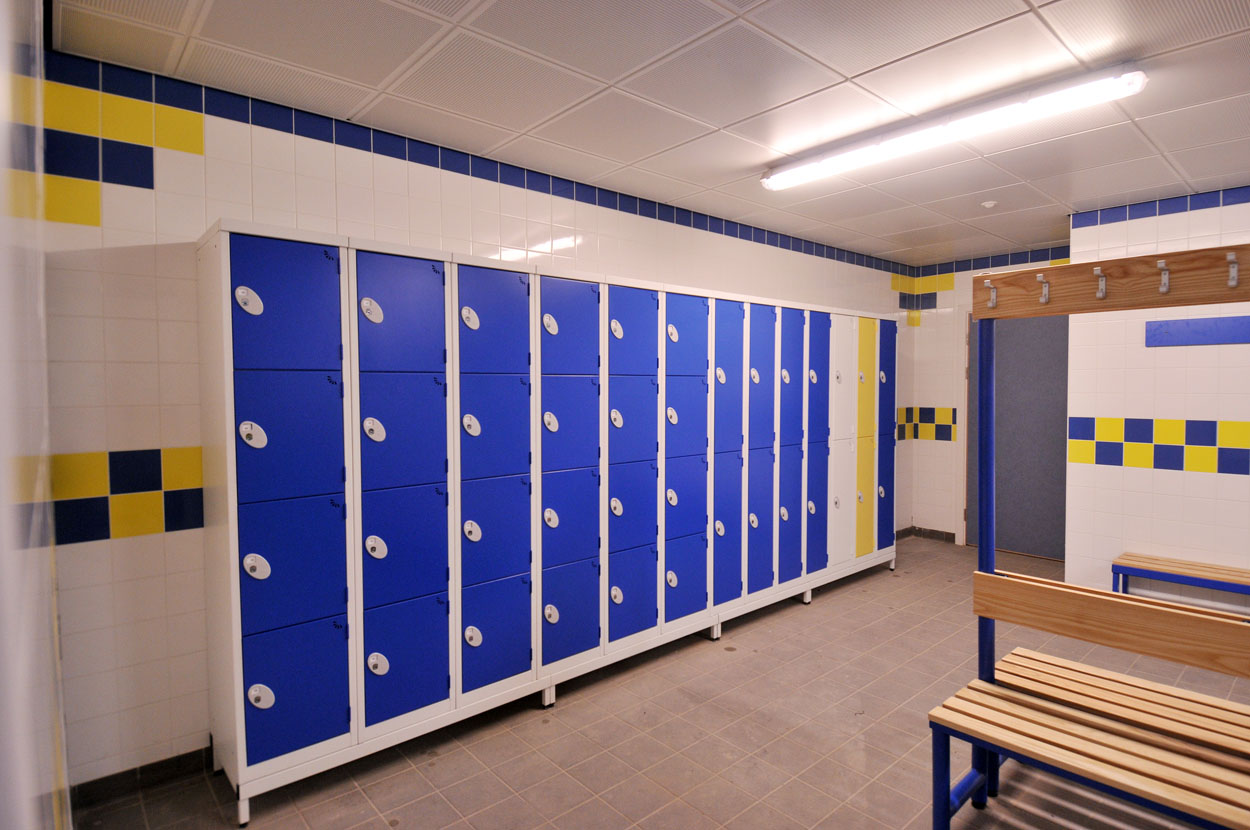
542, 313, 559, 335
750, 368, 760, 384
609, 498, 623, 517
610, 319, 623, 339
809, 369, 818, 384
360, 297, 384, 324
242, 553, 270, 580
610, 586, 624, 604
715, 367, 726, 384
880, 371, 887, 383
666, 407, 678, 425
780, 506, 789, 521
714, 520, 725, 536
247, 684, 274, 709
835, 370, 842, 384
859, 372, 865, 383
666, 570, 678, 588
857, 491, 864, 503
609, 409, 624, 428
367, 652, 390, 676
543, 411, 559, 432
543, 508, 559, 528
460, 306, 480, 330
878, 486, 885, 498
363, 417, 387, 442
748, 512, 758, 528
462, 413, 482, 436
544, 604, 559, 624
666, 488, 678, 506
807, 500, 816, 515
463, 520, 482, 542
781, 369, 791, 384
365, 535, 388, 560
464, 626, 483, 647
833, 496, 840, 509
234, 285, 264, 316
667, 323, 679, 342
238, 421, 268, 449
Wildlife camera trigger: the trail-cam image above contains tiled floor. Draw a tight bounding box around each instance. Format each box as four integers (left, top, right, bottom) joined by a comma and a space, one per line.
74, 538, 1248, 830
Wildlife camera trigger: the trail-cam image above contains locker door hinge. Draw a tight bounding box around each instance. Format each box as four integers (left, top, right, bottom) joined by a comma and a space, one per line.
339, 344, 343, 361
342, 466, 347, 483
447, 674, 451, 691
346, 706, 350, 724
443, 348, 447, 365
344, 587, 348, 603
446, 566, 450, 583
445, 458, 449, 474
343, 623, 349, 639
529, 648, 533, 661
528, 451, 533, 466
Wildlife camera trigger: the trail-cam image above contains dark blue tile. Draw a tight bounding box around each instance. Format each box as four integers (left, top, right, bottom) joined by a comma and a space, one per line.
920, 292, 938, 310
1158, 195, 1188, 215
905, 407, 914, 423
45, 130, 99, 180
638, 198, 657, 218
898, 294, 910, 310
767, 231, 780, 247
164, 488, 204, 532
723, 220, 738, 237
1009, 251, 1028, 265
574, 182, 596, 204
46, 51, 98, 89
155, 77, 201, 112
470, 155, 498, 181
551, 176, 575, 199
250, 100, 292, 133
1124, 418, 1153, 444
675, 208, 692, 226
854, 253, 866, 267
295, 110, 333, 142
972, 257, 990, 270
1223, 185, 1250, 206
954, 259, 971, 272
835, 249, 849, 263
897, 424, 906, 441
1030, 248, 1050, 263
738, 223, 752, 240
803, 240, 815, 255
372, 131, 406, 160
1190, 190, 1220, 210
1218, 448, 1250, 476
1068, 417, 1095, 440
596, 188, 618, 209
990, 253, 1009, 268
526, 170, 552, 193
753, 227, 766, 244
935, 424, 952, 441
1071, 210, 1099, 228
937, 261, 953, 274
53, 497, 109, 544
499, 163, 525, 188
1186, 420, 1217, 446
334, 120, 370, 151
919, 407, 935, 425
1128, 200, 1157, 220
1153, 444, 1184, 470
921, 264, 937, 277
658, 203, 675, 223
814, 243, 826, 258
618, 194, 638, 214
109, 449, 161, 494
1095, 441, 1123, 466
441, 148, 470, 175
1098, 205, 1127, 224
10, 123, 35, 171
102, 64, 151, 101
708, 216, 723, 234
951, 409, 957, 425
911, 424, 919, 439
101, 140, 153, 189
1051, 245, 1069, 259
204, 88, 249, 122
407, 138, 439, 166
692, 212, 708, 230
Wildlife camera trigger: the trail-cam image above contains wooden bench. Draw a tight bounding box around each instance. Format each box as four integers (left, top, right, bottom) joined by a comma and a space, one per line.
1113, 552, 1250, 600
929, 571, 1250, 830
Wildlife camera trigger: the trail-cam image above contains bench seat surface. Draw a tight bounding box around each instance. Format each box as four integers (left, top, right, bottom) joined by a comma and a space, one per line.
1114, 553, 1250, 589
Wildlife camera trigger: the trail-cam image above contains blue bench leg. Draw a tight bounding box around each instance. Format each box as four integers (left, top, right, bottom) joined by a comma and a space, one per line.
988, 751, 1000, 798
971, 746, 989, 808
932, 728, 951, 830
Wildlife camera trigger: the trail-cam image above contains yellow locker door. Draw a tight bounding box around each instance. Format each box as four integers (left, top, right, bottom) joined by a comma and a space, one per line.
855, 318, 877, 556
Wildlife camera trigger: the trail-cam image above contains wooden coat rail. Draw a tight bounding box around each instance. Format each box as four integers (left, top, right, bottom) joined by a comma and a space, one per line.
973, 242, 1249, 320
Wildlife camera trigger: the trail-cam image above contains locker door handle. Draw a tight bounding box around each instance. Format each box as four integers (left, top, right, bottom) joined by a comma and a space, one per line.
807, 500, 816, 515
609, 498, 623, 516
234, 286, 264, 315
714, 520, 725, 536
609, 409, 624, 428
715, 367, 726, 384
610, 586, 624, 604
543, 508, 559, 528
242, 553, 271, 579
460, 306, 480, 330
462, 414, 481, 436
666, 570, 678, 587
542, 313, 559, 335
367, 652, 390, 675
544, 604, 560, 624
238, 421, 268, 449
247, 684, 275, 709
748, 512, 758, 528
780, 506, 789, 521
464, 626, 483, 646
666, 489, 678, 506
667, 323, 679, 342
809, 369, 818, 384
666, 407, 678, 425
463, 520, 482, 542
610, 318, 623, 339
543, 411, 559, 432
363, 417, 387, 442
750, 368, 760, 384
360, 297, 383, 323
365, 535, 388, 559
781, 369, 791, 384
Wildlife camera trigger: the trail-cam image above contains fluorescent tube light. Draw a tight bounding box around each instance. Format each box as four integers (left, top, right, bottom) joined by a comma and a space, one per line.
761, 67, 1147, 191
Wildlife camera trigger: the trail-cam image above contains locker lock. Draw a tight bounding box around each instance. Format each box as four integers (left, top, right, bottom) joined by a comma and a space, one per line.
463, 520, 482, 542
781, 368, 791, 384
666, 488, 678, 506
835, 370, 842, 384
667, 323, 679, 342
542, 313, 559, 335
780, 506, 789, 521
610, 586, 624, 604
859, 372, 865, 383
714, 520, 725, 536
748, 512, 758, 528
247, 684, 275, 709
363, 417, 387, 442
464, 626, 483, 647
610, 497, 623, 516
715, 367, 726, 384
666, 570, 678, 588
234, 286, 264, 316
666, 406, 678, 425
543, 411, 560, 432
544, 604, 559, 624
879, 371, 887, 384
367, 652, 390, 676
543, 508, 559, 528
807, 500, 816, 515
462, 413, 482, 436
833, 496, 840, 509
878, 485, 885, 498
238, 421, 268, 449
750, 368, 760, 384
610, 318, 623, 339
242, 553, 271, 580
365, 535, 388, 560
609, 409, 624, 428
809, 369, 818, 384
857, 490, 863, 503
360, 297, 384, 324
460, 306, 480, 330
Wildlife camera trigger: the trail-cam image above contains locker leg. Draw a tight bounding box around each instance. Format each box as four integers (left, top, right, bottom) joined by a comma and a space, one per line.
705, 622, 722, 641
236, 797, 250, 827
889, 554, 897, 572
800, 589, 812, 605
541, 686, 556, 708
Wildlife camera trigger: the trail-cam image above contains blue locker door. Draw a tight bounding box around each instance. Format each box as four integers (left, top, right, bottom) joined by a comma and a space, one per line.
234, 370, 344, 504
363, 594, 449, 726
714, 300, 744, 455
664, 533, 707, 623
607, 460, 657, 553
779, 308, 805, 446
542, 558, 599, 664
808, 312, 831, 445
879, 320, 897, 438
458, 265, 529, 374
712, 451, 742, 605
608, 286, 658, 376
541, 277, 599, 376
746, 447, 774, 593
542, 468, 599, 569
665, 375, 707, 459
461, 474, 531, 587
608, 544, 657, 641
878, 433, 895, 550
748, 305, 776, 450
238, 494, 345, 636
806, 443, 829, 573
356, 252, 445, 373
361, 484, 447, 609
462, 575, 532, 692
778, 444, 803, 583
542, 376, 599, 471
230, 235, 341, 371
460, 374, 530, 480
360, 372, 446, 490
665, 454, 707, 540
242, 615, 348, 765
665, 293, 708, 376
608, 376, 658, 464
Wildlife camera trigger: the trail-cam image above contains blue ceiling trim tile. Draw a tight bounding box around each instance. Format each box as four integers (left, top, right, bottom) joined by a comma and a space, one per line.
954, 259, 971, 272
46, 51, 99, 89
251, 100, 293, 133
752, 227, 766, 244
658, 203, 675, 223
1098, 205, 1127, 224
470, 155, 498, 181
372, 130, 406, 160
334, 120, 371, 151
675, 207, 692, 226
1051, 245, 1069, 259
1158, 195, 1188, 215
525, 170, 551, 194
637, 198, 657, 218
551, 176, 575, 199
102, 64, 152, 101
972, 257, 990, 270
708, 215, 723, 234
767, 231, 781, 247
1008, 251, 1028, 265
101, 139, 153, 189
440, 148, 470, 175
692, 212, 708, 230
295, 110, 333, 142
1128, 200, 1158, 220
738, 223, 753, 240
618, 193, 638, 214
990, 253, 1009, 268
723, 219, 738, 237
937, 261, 954, 273
920, 263, 936, 277
204, 88, 249, 122
596, 187, 618, 209
574, 182, 596, 204
803, 240, 815, 255
1029, 248, 1049, 263
407, 138, 439, 167
1190, 190, 1220, 210
1071, 210, 1099, 228
154, 77, 202, 112
1223, 185, 1250, 205
499, 163, 525, 188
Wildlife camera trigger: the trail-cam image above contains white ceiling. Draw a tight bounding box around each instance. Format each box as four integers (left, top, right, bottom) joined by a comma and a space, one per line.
53, 0, 1250, 265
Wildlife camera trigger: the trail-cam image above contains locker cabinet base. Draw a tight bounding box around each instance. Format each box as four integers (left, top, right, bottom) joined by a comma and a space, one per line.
237, 797, 248, 827
541, 686, 556, 708
706, 622, 722, 641
890, 554, 897, 571
800, 589, 812, 605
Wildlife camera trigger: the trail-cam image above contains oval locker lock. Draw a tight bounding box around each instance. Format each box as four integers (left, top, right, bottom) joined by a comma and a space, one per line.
464, 626, 483, 647
544, 604, 559, 624
715, 367, 726, 384
609, 497, 623, 516
360, 297, 384, 324
879, 486, 885, 498
809, 369, 818, 384
835, 370, 842, 384
367, 652, 390, 676
463, 520, 482, 542
880, 371, 887, 383
238, 421, 268, 449
610, 586, 624, 605
666, 406, 678, 425
666, 570, 678, 588
462, 414, 482, 436
363, 417, 386, 442
750, 368, 760, 384
543, 411, 559, 432
857, 491, 864, 503
780, 506, 789, 522
543, 508, 559, 528
714, 520, 725, 536
781, 369, 791, 384
610, 318, 623, 339
833, 496, 841, 509
242, 553, 271, 580
365, 535, 388, 560
748, 512, 758, 528
609, 409, 624, 428
807, 500, 816, 515
234, 286, 264, 316
667, 323, 679, 342
666, 488, 678, 506
247, 684, 275, 709
460, 306, 480, 330
859, 371, 865, 384
542, 313, 559, 335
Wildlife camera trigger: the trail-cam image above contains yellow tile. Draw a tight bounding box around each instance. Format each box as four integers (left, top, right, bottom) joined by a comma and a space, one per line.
935, 407, 953, 425
11, 74, 37, 125
44, 81, 99, 135
1123, 442, 1154, 468
1068, 440, 1095, 464
1094, 417, 1124, 442
11, 455, 48, 503
936, 273, 954, 292
1049, 258, 1070, 266
7, 169, 37, 220
918, 423, 936, 441
918, 275, 937, 294
101, 94, 153, 146
906, 310, 921, 327
1218, 420, 1250, 449
1184, 445, 1218, 473
155, 105, 203, 155
45, 175, 100, 226
1154, 418, 1185, 445
890, 273, 901, 292
897, 407, 905, 425
109, 491, 164, 538
950, 425, 957, 442
162, 447, 203, 490
50, 452, 109, 500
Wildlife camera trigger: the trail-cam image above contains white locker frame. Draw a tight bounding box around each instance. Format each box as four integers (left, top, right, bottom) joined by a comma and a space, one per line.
199, 220, 897, 824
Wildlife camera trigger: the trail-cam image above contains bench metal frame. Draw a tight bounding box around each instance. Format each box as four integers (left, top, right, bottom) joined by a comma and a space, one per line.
1112, 562, 1250, 598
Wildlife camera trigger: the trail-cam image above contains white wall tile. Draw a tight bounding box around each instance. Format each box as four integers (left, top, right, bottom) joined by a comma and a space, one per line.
154, 149, 205, 197
294, 136, 334, 179
251, 126, 295, 172
203, 116, 251, 164
106, 404, 161, 451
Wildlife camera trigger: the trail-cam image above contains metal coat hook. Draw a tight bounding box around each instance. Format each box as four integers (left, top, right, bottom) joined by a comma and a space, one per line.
1158, 259, 1169, 294
1037, 273, 1049, 304
1229, 252, 1239, 288
984, 280, 996, 309
1095, 266, 1106, 300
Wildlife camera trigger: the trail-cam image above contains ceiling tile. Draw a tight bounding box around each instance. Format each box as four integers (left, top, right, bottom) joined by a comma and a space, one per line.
747, 0, 1027, 76
961, 102, 1126, 155
636, 131, 780, 187
197, 0, 446, 86
670, 189, 766, 220
725, 82, 905, 154
533, 90, 711, 163
879, 222, 1001, 249
963, 204, 1072, 245
1040, 0, 1250, 62
834, 204, 951, 236
736, 207, 826, 235
1120, 31, 1250, 118
466, 0, 729, 80
1136, 94, 1250, 152
356, 94, 517, 154
924, 182, 1059, 219
1030, 155, 1184, 208
59, 7, 181, 71
60, 0, 191, 29
872, 158, 1020, 203
788, 186, 907, 222
390, 31, 600, 130
835, 233, 898, 256
857, 14, 1076, 116
1169, 136, 1250, 181
621, 21, 840, 127
402, 0, 480, 19
716, 171, 858, 208
986, 122, 1155, 181
490, 135, 620, 181
589, 166, 703, 203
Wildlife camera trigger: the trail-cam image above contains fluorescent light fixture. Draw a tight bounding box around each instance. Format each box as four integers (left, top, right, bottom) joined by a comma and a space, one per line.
761, 66, 1147, 191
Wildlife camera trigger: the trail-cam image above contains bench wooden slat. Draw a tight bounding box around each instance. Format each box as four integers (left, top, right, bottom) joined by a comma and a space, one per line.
1116, 553, 1250, 588
999, 572, 1249, 622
